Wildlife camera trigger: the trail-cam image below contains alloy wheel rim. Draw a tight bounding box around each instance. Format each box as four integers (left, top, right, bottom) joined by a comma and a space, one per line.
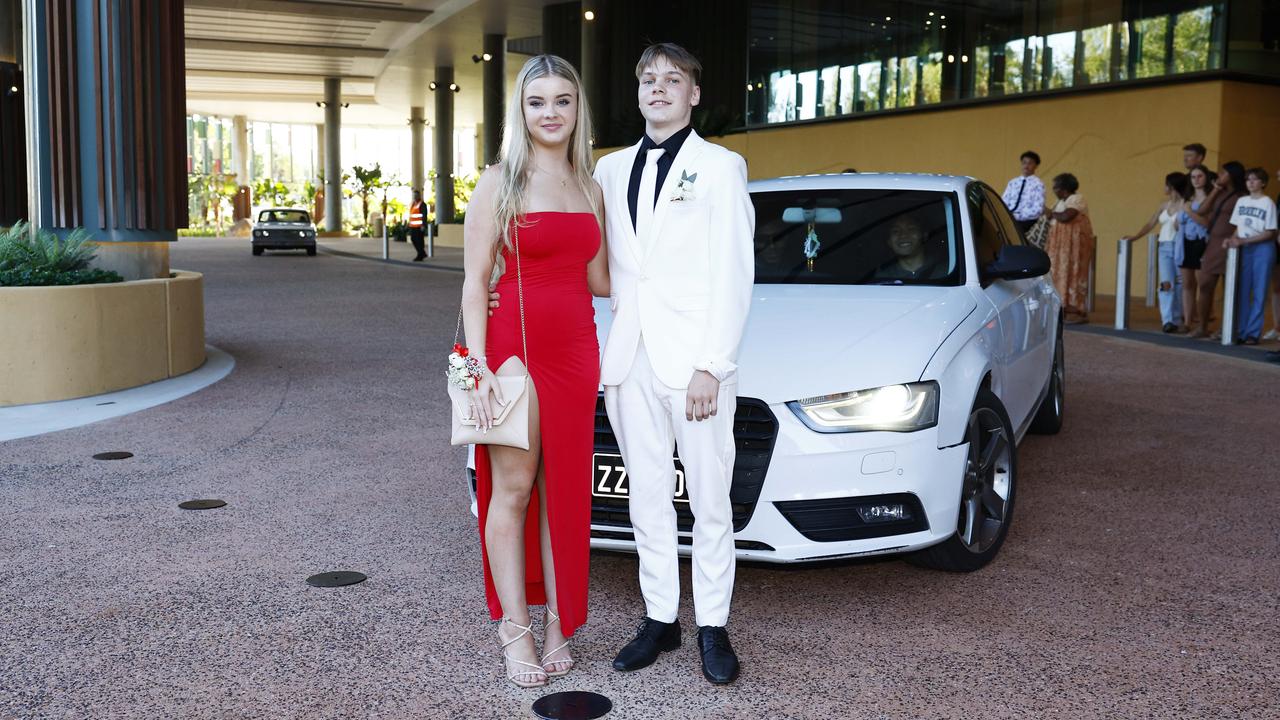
958, 407, 1012, 554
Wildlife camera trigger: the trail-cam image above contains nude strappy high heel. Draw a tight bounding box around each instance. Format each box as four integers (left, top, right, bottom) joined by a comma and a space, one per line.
498, 617, 548, 688
540, 608, 574, 678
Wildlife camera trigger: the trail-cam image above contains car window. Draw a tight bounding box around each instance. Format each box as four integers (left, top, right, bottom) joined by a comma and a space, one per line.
983, 186, 1024, 247
258, 210, 311, 223
967, 183, 1006, 269
752, 188, 963, 286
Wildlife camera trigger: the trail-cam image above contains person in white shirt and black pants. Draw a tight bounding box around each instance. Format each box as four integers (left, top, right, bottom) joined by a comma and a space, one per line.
1001, 151, 1045, 238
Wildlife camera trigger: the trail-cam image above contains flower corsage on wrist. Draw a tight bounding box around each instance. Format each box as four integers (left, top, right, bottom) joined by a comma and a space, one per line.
447, 343, 487, 391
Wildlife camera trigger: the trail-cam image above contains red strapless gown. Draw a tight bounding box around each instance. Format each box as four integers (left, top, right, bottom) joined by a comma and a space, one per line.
475, 212, 601, 637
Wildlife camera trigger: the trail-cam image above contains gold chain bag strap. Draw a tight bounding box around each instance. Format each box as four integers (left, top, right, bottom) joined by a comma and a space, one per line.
449, 223, 532, 450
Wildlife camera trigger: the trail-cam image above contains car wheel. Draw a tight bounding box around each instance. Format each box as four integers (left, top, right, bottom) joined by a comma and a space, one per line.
306, 247, 317, 256
1028, 321, 1065, 435
908, 388, 1016, 572
252, 246, 263, 256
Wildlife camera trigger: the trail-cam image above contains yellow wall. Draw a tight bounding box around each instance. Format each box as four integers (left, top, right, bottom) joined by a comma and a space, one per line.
0, 271, 206, 407
601, 79, 1280, 296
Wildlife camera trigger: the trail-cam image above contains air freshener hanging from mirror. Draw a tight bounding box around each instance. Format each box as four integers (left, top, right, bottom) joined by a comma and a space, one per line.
804, 223, 821, 271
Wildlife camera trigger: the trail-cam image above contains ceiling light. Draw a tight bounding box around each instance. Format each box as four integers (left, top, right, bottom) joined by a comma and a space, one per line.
583, 10, 595, 21
449, 83, 460, 92
941, 24, 947, 29
928, 10, 934, 15
961, 54, 969, 62
947, 54, 955, 63
746, 83, 753, 92
885, 16, 891, 21
429, 81, 437, 91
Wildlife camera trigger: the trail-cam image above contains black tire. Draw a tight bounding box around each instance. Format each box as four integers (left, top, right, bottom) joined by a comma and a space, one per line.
908, 388, 1017, 572
252, 246, 263, 256
1028, 320, 1065, 435
306, 247, 317, 256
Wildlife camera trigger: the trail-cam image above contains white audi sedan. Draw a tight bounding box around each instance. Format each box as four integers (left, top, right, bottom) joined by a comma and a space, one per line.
469, 173, 1063, 571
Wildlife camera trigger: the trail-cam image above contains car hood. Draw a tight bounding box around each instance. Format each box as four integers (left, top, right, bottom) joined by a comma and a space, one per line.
256, 222, 313, 229
593, 285, 976, 404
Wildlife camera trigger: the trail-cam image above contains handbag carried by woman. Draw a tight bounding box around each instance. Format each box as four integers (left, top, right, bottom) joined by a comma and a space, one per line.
447, 225, 531, 449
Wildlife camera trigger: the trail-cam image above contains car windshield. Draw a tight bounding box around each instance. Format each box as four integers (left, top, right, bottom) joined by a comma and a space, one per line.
752, 188, 962, 286
258, 210, 310, 224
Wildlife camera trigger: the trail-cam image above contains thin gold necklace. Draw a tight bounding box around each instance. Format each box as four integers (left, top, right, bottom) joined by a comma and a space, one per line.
535, 165, 570, 188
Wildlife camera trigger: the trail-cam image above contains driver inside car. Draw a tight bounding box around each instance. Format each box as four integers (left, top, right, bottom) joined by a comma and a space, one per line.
874, 215, 945, 281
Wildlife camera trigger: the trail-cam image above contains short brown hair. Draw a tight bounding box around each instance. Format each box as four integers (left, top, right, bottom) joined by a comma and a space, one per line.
1246, 167, 1269, 187
1183, 143, 1207, 157
635, 43, 702, 86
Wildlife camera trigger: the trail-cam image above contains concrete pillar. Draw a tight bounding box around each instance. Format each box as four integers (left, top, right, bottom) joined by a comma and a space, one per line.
230, 115, 251, 222
323, 77, 342, 232
23, 0, 186, 278
482, 33, 504, 166
410, 105, 426, 194
433, 66, 454, 224
580, 0, 603, 127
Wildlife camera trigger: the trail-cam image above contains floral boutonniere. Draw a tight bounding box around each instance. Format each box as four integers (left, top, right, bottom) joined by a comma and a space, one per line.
671, 170, 698, 202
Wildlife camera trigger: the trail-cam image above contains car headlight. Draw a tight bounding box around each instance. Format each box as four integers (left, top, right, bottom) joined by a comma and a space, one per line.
788, 381, 939, 433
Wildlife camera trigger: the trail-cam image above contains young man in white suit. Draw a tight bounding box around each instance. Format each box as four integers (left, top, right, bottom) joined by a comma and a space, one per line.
594, 43, 755, 685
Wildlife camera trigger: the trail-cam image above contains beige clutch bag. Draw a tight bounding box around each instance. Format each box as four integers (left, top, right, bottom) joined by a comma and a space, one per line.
448, 224, 532, 450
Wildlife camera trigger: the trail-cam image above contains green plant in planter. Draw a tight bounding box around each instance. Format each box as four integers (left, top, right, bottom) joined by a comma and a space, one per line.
0, 223, 123, 286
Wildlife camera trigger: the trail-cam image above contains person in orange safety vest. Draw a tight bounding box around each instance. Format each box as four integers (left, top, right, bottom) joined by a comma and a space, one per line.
409, 189, 427, 261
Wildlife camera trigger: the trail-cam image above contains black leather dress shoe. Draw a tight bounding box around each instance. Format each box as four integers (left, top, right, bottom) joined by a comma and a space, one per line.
612, 617, 681, 672
696, 626, 740, 684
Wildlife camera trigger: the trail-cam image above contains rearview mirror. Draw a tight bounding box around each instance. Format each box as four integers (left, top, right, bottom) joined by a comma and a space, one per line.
981, 245, 1051, 282
782, 207, 843, 224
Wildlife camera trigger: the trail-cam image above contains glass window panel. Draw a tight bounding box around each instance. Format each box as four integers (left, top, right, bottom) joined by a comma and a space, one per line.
838, 65, 856, 114
1004, 39, 1025, 93
883, 58, 898, 109
858, 61, 882, 111
1134, 16, 1168, 79
797, 69, 819, 120
820, 65, 839, 117
1173, 7, 1214, 73
1025, 36, 1046, 92
769, 70, 796, 123
1046, 31, 1076, 88
921, 52, 943, 104
898, 56, 917, 107
974, 46, 991, 97
251, 122, 269, 181
1081, 25, 1113, 84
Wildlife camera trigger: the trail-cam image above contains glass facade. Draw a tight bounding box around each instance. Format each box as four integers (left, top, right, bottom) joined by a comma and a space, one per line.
746, 1, 1230, 127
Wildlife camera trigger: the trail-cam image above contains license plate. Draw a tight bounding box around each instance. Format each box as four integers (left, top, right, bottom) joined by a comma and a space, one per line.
592, 453, 690, 503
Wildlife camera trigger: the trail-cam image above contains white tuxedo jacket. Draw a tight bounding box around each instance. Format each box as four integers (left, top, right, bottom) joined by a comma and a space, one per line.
594, 130, 755, 390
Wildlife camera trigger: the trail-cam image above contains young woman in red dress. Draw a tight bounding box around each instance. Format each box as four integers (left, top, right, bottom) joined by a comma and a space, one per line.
458, 55, 608, 688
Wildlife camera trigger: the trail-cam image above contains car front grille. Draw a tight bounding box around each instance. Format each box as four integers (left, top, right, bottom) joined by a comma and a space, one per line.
591, 394, 778, 533
773, 493, 929, 542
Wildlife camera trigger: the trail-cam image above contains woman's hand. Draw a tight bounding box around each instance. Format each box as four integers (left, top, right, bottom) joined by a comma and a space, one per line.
469, 370, 506, 431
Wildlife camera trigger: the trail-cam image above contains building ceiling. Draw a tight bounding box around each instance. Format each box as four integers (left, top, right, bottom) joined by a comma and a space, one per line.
183, 0, 560, 127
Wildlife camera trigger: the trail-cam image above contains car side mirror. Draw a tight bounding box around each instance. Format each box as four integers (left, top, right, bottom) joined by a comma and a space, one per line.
981, 245, 1051, 282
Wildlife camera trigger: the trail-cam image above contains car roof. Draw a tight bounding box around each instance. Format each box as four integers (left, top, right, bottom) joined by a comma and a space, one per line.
748, 172, 976, 194
259, 208, 309, 214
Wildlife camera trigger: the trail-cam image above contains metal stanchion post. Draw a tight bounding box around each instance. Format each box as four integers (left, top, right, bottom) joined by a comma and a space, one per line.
1221, 246, 1239, 346
1115, 238, 1132, 330
428, 222, 435, 258
1145, 234, 1157, 308
382, 221, 389, 260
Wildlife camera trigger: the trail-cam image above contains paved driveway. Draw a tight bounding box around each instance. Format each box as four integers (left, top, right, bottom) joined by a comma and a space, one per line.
1, 237, 1276, 719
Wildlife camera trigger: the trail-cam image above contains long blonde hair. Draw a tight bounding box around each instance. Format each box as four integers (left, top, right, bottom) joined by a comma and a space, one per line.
491, 55, 598, 281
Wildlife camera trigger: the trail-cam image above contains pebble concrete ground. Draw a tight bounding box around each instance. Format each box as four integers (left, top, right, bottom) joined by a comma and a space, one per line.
1, 237, 1277, 720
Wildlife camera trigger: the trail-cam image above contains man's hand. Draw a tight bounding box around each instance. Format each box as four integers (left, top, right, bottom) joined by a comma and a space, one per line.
488, 290, 500, 317
686, 370, 720, 422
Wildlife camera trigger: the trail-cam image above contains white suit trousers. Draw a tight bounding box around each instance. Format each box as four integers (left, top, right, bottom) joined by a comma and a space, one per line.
604, 339, 737, 627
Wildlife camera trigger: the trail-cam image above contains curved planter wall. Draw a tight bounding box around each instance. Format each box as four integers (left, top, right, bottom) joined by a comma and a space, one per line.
0, 271, 205, 407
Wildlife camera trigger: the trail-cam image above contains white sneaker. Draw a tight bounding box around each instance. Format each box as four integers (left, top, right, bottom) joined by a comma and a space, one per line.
1263, 328, 1280, 341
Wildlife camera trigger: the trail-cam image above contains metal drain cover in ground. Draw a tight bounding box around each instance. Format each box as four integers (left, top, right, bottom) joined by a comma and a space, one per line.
178, 499, 227, 510
532, 692, 612, 720
93, 451, 133, 460
306, 571, 367, 588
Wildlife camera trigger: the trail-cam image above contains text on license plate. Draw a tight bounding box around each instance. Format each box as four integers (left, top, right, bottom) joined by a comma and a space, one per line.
592, 453, 689, 503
